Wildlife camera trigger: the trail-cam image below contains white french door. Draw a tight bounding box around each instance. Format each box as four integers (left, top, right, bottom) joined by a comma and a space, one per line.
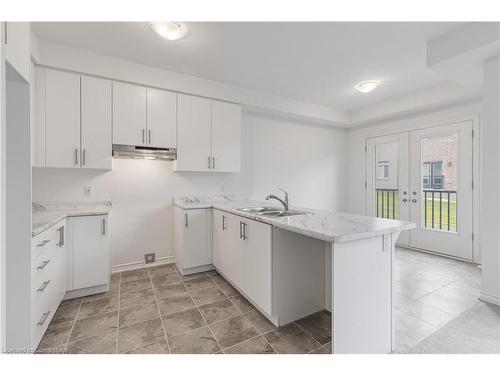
366, 133, 410, 247
366, 121, 474, 260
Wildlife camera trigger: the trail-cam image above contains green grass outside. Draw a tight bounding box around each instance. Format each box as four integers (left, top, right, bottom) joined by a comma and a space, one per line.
376, 190, 457, 232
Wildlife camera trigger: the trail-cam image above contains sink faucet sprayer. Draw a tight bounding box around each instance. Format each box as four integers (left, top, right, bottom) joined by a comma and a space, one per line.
265, 188, 289, 212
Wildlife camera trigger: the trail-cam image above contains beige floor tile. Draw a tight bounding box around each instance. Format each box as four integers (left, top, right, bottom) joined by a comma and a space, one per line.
395, 310, 439, 342
244, 310, 276, 334
229, 294, 256, 314
70, 311, 118, 342
157, 293, 196, 316
51, 301, 81, 325
169, 326, 220, 354
198, 299, 240, 324
154, 281, 187, 299
190, 287, 227, 307
209, 315, 259, 349
264, 323, 320, 354
120, 287, 156, 309
163, 307, 206, 337
224, 336, 275, 354
184, 276, 216, 292
77, 296, 119, 320
118, 318, 165, 353
120, 277, 152, 293
119, 300, 160, 328
295, 310, 331, 345
36, 321, 73, 352
66, 335, 117, 354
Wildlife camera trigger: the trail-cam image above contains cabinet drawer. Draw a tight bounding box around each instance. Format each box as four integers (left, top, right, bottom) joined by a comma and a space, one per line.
32, 224, 60, 259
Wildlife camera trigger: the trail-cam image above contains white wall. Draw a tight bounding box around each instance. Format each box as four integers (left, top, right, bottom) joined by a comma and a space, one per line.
32, 112, 347, 268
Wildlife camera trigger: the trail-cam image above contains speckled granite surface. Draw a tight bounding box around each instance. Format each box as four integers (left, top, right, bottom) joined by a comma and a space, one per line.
32, 201, 112, 237
174, 196, 415, 243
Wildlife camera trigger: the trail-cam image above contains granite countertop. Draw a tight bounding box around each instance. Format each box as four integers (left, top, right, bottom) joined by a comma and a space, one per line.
32, 201, 112, 237
174, 196, 415, 243
173, 195, 236, 209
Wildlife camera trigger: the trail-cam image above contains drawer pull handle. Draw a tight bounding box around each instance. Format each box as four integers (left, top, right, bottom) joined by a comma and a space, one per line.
36, 239, 50, 247
37, 260, 50, 270
37, 311, 51, 326
37, 280, 51, 293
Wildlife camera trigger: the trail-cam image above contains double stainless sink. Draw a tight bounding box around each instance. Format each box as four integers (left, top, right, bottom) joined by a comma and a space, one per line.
237, 206, 311, 218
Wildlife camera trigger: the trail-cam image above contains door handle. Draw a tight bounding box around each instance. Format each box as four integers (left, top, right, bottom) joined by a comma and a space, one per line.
142, 129, 145, 144
243, 222, 247, 240
185, 213, 188, 227
101, 218, 107, 236
222, 215, 226, 231
82, 149, 86, 166
208, 156, 211, 169
239, 221, 243, 239
149, 130, 151, 144
74, 148, 78, 165
212, 157, 215, 170
57, 226, 64, 247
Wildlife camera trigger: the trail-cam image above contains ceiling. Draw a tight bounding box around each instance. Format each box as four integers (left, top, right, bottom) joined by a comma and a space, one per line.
32, 22, 464, 112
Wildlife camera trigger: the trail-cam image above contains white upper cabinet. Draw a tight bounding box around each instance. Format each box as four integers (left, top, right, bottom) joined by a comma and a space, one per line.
45, 69, 81, 168
81, 76, 112, 169
175, 94, 212, 171
146, 88, 177, 148
112, 82, 147, 146
34, 68, 112, 170
175, 94, 241, 172
211, 101, 241, 172
5, 22, 30, 83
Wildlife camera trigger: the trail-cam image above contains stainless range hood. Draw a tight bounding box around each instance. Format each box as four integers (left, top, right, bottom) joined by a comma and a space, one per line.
112, 144, 177, 161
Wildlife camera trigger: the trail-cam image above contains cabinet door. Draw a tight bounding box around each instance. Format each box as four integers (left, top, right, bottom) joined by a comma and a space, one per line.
72, 216, 110, 290
175, 94, 212, 171
226, 214, 245, 289
183, 209, 212, 269
45, 69, 81, 168
244, 219, 272, 314
213, 210, 228, 273
146, 88, 177, 148
112, 82, 147, 146
81, 76, 112, 169
5, 22, 30, 83
211, 101, 241, 172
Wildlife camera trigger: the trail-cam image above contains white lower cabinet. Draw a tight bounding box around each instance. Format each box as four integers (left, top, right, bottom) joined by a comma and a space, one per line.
67, 215, 110, 291
31, 221, 66, 348
174, 207, 213, 275
212, 210, 272, 315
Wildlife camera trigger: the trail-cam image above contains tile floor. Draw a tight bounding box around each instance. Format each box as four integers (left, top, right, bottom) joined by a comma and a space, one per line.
36, 264, 331, 354
37, 246, 499, 354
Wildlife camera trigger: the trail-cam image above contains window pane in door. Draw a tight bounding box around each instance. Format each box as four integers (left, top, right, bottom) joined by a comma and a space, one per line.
421, 134, 458, 232
374, 142, 399, 219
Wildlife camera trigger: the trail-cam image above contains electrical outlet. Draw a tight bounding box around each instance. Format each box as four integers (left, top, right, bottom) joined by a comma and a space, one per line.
84, 185, 93, 196
144, 253, 156, 264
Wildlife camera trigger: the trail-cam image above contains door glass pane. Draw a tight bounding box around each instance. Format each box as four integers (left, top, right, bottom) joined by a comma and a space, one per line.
421, 134, 458, 232
374, 142, 399, 219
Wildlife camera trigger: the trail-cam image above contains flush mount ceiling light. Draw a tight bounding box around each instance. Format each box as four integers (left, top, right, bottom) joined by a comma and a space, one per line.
148, 22, 189, 41
354, 80, 382, 93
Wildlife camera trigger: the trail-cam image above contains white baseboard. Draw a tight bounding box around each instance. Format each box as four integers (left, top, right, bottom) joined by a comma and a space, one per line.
480, 291, 500, 306
111, 256, 174, 274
